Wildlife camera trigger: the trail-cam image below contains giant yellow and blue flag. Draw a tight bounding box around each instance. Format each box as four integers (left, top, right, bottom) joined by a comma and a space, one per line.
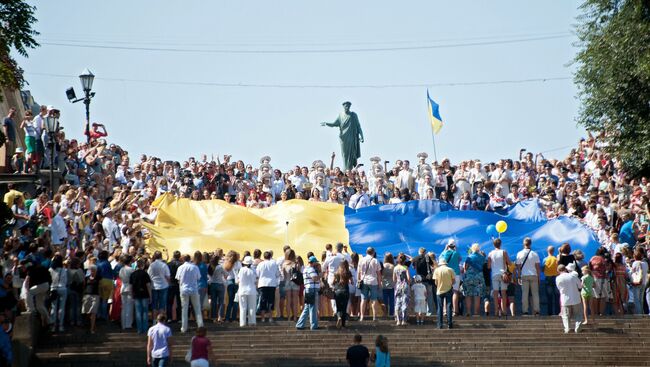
144, 194, 600, 266
427, 89, 443, 134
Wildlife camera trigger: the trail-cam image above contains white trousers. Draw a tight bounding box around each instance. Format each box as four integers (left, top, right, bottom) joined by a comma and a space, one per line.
121, 292, 134, 329
181, 292, 204, 333
239, 293, 257, 327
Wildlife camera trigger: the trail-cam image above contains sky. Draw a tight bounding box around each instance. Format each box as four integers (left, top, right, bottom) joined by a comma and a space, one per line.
17, 1, 585, 170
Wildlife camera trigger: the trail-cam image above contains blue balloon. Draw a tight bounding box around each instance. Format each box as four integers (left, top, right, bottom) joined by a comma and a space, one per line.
486, 224, 498, 238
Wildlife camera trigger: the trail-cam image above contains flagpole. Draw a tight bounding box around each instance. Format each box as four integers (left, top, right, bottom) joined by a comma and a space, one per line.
430, 127, 438, 163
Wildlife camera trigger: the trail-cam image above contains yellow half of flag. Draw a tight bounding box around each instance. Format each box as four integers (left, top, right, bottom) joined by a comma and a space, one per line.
144, 194, 349, 258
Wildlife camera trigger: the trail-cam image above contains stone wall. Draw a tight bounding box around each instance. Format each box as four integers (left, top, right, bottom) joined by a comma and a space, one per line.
0, 87, 27, 173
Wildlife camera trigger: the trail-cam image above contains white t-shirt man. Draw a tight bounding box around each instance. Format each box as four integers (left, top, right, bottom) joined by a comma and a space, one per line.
515, 249, 540, 277
175, 261, 200, 295
487, 249, 507, 279
358, 255, 381, 286
556, 271, 582, 307
323, 253, 345, 285
148, 259, 171, 290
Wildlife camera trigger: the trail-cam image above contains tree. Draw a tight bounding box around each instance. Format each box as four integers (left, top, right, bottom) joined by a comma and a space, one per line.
0, 0, 39, 96
574, 0, 650, 177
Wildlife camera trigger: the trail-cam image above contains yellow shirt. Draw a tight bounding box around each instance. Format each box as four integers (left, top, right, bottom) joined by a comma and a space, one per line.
543, 256, 559, 277
432, 264, 455, 294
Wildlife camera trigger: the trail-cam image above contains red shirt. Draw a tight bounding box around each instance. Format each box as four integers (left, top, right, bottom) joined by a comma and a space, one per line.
191, 336, 210, 361
589, 256, 609, 279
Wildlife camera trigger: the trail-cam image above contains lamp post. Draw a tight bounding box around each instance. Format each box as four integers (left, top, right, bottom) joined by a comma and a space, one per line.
79, 69, 95, 143
66, 68, 95, 143
44, 115, 59, 199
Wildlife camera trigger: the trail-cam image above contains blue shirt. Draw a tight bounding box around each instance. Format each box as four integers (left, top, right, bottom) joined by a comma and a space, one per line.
0, 328, 11, 364
619, 220, 635, 246
197, 262, 208, 289
147, 322, 172, 358
97, 260, 114, 280
440, 249, 461, 275
3, 117, 15, 142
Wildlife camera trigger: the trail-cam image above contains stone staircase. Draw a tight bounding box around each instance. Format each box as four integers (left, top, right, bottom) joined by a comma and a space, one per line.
34, 316, 650, 366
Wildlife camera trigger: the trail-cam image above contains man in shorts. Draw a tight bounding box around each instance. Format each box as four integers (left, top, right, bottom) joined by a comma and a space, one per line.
357, 247, 382, 322
487, 239, 511, 316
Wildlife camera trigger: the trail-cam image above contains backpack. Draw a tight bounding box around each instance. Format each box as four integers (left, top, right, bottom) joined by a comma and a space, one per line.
290, 265, 304, 286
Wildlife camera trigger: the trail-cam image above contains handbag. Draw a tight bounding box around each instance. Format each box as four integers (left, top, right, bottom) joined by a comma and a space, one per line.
501, 250, 512, 284
631, 268, 643, 286
304, 290, 316, 305
184, 336, 195, 363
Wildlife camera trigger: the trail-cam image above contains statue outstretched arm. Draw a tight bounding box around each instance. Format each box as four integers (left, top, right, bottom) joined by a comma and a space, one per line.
321, 116, 341, 127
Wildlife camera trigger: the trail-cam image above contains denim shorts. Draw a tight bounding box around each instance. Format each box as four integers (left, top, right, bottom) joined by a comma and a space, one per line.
151, 288, 168, 310
360, 284, 380, 301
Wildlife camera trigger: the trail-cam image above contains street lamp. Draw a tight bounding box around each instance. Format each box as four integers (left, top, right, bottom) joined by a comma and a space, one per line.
66, 68, 96, 143
44, 114, 59, 199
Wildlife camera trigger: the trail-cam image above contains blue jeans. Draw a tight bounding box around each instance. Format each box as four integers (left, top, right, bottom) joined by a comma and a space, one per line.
209, 283, 225, 320
544, 276, 560, 316
296, 289, 319, 330
50, 287, 67, 329
151, 288, 168, 312
436, 290, 453, 328
382, 288, 395, 316
134, 298, 149, 334
631, 285, 643, 315
152, 357, 169, 367
67, 290, 81, 326
226, 282, 239, 322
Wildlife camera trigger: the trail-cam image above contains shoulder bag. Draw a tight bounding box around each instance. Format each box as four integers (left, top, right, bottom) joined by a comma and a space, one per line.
184, 336, 195, 363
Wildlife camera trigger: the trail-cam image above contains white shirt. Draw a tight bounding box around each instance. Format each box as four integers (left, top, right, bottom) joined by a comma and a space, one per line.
323, 253, 345, 284
119, 265, 135, 294
49, 215, 67, 245
289, 174, 307, 192
631, 260, 649, 288
237, 266, 258, 296
412, 283, 427, 300
226, 261, 242, 281
102, 217, 121, 248
488, 249, 507, 278
556, 272, 582, 306
348, 192, 370, 209
147, 259, 171, 290
175, 262, 200, 295
256, 260, 280, 287
515, 249, 540, 277
358, 255, 381, 286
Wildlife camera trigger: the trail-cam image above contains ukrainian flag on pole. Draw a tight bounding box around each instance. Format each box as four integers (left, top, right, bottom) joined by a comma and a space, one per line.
427, 89, 443, 134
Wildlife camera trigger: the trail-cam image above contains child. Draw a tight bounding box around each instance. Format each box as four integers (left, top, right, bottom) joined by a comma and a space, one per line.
412, 275, 427, 325
580, 266, 594, 325
371, 335, 391, 367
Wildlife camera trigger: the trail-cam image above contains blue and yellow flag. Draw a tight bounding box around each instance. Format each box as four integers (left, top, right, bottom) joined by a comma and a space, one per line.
427, 90, 443, 134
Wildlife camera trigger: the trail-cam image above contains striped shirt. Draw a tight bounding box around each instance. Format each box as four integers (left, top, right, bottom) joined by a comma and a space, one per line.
303, 265, 320, 290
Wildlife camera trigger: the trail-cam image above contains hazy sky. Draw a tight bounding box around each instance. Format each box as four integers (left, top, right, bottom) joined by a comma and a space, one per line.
18, 1, 585, 169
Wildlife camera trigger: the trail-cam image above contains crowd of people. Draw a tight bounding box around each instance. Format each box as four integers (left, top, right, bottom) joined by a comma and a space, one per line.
0, 103, 649, 366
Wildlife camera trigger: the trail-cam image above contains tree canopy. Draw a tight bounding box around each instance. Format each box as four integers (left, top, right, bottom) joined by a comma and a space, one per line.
574, 0, 650, 177
0, 0, 39, 93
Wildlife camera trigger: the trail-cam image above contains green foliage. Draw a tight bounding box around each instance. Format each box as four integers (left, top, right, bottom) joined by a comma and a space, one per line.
574, 0, 650, 177
0, 0, 39, 94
